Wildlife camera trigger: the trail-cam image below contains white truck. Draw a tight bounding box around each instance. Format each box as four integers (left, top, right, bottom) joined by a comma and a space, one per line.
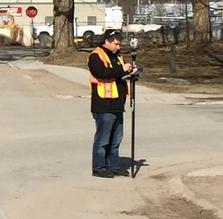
33, 22, 104, 47
33, 6, 123, 47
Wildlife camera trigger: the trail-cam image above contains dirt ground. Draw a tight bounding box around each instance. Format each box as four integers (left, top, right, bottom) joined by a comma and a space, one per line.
136, 42, 223, 95
44, 42, 223, 96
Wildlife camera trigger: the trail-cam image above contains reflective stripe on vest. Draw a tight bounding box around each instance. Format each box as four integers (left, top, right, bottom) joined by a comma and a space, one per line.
89, 47, 124, 99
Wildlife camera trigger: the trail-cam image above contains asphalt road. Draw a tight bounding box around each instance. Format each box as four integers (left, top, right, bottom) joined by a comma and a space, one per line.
0, 46, 49, 61
0, 45, 94, 62
1, 63, 223, 219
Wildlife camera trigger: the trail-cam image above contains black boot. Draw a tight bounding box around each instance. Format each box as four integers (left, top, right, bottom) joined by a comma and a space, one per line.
92, 169, 114, 178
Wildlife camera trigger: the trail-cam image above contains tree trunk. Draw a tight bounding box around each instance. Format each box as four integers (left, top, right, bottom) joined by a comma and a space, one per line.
185, 0, 191, 49
169, 44, 176, 73
117, 0, 137, 23
51, 0, 74, 57
192, 0, 210, 44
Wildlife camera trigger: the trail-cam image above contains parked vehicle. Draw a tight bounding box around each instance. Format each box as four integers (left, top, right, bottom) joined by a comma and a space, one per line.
33, 22, 104, 47
33, 6, 123, 48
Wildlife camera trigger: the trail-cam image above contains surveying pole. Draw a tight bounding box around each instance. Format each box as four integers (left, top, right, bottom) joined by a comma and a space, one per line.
129, 37, 138, 178
122, 37, 142, 178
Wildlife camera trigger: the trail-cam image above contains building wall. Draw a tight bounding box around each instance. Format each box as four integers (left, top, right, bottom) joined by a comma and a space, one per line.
0, 4, 52, 27
0, 2, 106, 27
75, 4, 106, 25
0, 0, 99, 3
0, 1, 107, 46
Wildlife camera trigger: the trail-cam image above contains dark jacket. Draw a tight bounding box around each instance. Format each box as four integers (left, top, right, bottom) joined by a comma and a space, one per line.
88, 46, 128, 113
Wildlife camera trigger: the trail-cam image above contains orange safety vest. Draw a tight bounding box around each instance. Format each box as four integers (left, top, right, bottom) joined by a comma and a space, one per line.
89, 47, 124, 99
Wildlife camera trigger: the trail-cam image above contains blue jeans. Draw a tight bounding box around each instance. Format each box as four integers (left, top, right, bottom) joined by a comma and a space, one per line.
92, 112, 123, 171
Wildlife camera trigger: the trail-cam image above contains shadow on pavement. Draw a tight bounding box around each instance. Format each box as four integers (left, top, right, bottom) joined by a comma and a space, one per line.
120, 157, 149, 177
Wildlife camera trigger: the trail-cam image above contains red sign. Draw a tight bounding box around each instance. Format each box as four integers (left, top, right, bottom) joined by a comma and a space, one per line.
0, 9, 7, 13
26, 6, 38, 18
0, 7, 22, 16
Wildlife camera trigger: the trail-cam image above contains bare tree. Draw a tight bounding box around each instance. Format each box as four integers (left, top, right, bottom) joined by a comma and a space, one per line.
117, 0, 137, 22
51, 0, 74, 58
192, 0, 211, 44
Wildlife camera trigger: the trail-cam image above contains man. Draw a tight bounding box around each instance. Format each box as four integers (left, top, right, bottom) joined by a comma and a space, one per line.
88, 29, 133, 178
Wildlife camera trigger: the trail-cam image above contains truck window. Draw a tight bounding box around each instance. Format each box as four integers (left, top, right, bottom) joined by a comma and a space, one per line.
45, 16, 53, 25
87, 16, 96, 25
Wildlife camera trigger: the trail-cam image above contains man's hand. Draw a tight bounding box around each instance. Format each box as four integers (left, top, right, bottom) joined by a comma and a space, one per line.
122, 63, 133, 72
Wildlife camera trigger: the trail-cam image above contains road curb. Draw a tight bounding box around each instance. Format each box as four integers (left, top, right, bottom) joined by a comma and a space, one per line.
187, 165, 223, 177
167, 176, 223, 218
